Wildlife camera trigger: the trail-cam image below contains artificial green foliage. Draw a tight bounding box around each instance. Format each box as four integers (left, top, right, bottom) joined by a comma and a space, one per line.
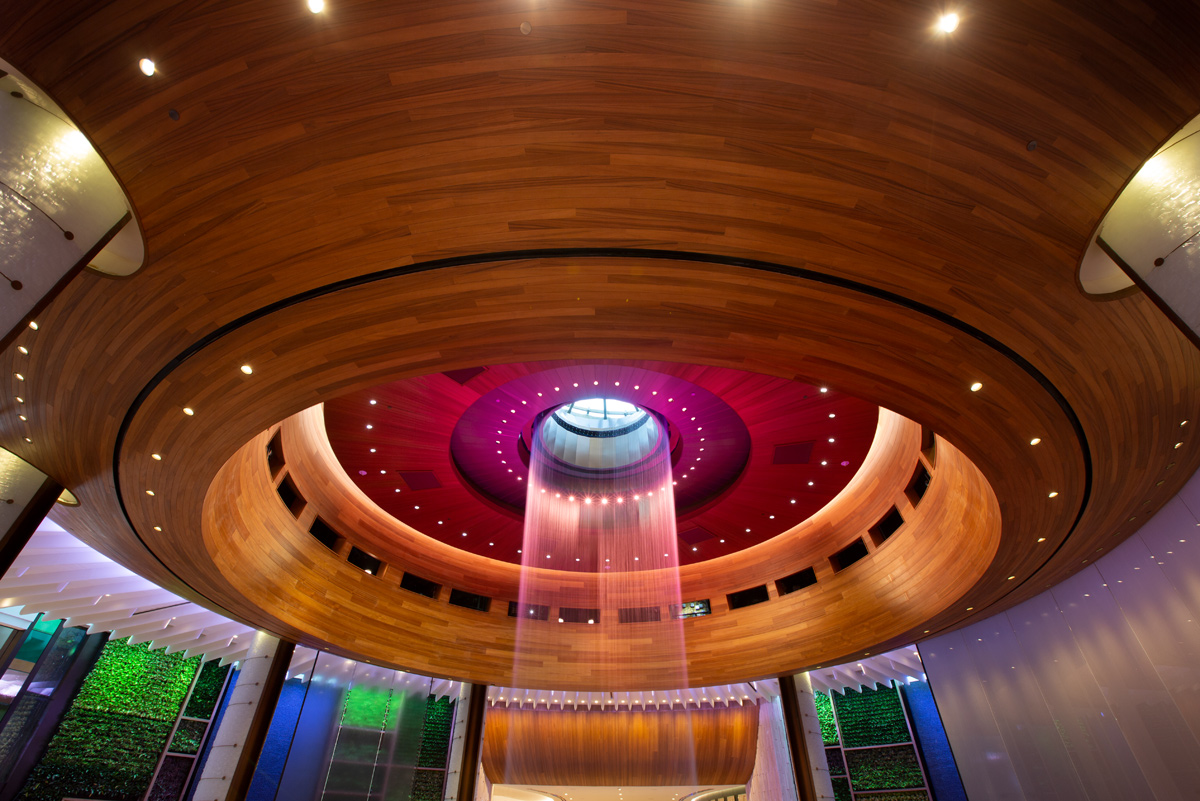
826, 747, 846, 776
854, 793, 929, 801
833, 683, 910, 747
17, 638, 200, 801
846, 744, 925, 791
169, 718, 208, 755
831, 777, 852, 801
411, 768, 446, 801
342, 684, 393, 729
72, 639, 199, 720
416, 696, 454, 768
815, 691, 839, 745
183, 659, 229, 719
19, 710, 173, 801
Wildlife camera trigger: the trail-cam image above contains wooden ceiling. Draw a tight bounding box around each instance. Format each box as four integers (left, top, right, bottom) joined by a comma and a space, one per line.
2, 0, 1200, 687
322, 362, 878, 566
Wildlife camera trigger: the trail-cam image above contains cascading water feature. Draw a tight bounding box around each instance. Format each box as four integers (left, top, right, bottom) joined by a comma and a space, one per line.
512, 397, 692, 702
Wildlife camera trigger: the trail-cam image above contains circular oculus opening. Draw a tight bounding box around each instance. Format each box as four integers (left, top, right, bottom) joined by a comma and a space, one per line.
542, 398, 660, 470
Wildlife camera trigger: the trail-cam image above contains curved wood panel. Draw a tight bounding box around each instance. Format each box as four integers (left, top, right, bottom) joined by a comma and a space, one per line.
482, 704, 758, 786
197, 382, 1000, 688
0, 0, 1195, 692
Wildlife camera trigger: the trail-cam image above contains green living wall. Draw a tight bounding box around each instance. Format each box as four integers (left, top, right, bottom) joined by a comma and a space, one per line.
17, 637, 199, 801
817, 683, 930, 801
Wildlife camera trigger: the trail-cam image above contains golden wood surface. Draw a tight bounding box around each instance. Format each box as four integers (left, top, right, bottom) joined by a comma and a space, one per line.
482, 704, 758, 786
0, 0, 1195, 688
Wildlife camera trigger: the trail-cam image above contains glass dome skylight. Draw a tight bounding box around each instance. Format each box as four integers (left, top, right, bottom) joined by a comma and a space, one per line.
556, 398, 646, 431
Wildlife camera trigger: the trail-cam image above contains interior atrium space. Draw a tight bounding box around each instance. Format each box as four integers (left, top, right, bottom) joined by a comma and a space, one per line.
1, 1, 1200, 800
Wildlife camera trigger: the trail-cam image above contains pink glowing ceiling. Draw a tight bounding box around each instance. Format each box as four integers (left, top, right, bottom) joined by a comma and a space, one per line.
324, 361, 878, 566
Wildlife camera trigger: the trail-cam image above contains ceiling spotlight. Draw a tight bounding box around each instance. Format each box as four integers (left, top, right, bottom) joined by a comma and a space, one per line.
153, 526, 162, 531
28, 321, 38, 330
139, 58, 156, 76
970, 381, 983, 392
366, 424, 373, 429
240, 364, 253, 374
152, 453, 162, 460
1030, 437, 1041, 445
17, 346, 27, 355
1037, 537, 1046, 542
23, 437, 30, 443
13, 373, 23, 381
937, 12, 960, 32
369, 399, 377, 405
307, 0, 325, 10
17, 414, 25, 421
145, 490, 155, 496
183, 407, 194, 416
1048, 491, 1059, 498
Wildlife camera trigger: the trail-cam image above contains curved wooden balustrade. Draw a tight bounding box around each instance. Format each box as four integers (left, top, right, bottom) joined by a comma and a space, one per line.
197, 383, 999, 688
482, 703, 759, 786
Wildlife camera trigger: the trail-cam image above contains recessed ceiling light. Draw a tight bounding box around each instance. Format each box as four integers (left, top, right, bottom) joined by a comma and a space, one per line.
240, 364, 253, 374
1175, 442, 1184, 449
1008, 575, 1015, 580
17, 346, 27, 355
937, 12, 960, 32
828, 437, 835, 443
1182, 420, 1189, 426
370, 448, 376, 453
153, 526, 162, 531
791, 499, 796, 503
307, 0, 324, 11
1048, 491, 1058, 498
18, 415, 26, 421
1030, 437, 1041, 445
28, 321, 38, 330
366, 424, 373, 429
139, 58, 156, 76
13, 373, 23, 381
183, 407, 194, 416
145, 490, 155, 496
970, 381, 983, 391
152, 453, 162, 460
23, 437, 31, 443
15, 397, 22, 403
369, 399, 377, 405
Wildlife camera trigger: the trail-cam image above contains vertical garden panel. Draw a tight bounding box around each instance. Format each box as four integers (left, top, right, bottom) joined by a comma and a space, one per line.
15, 637, 199, 801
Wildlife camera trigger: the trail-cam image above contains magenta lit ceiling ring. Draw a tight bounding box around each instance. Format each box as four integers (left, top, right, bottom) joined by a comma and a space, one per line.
448, 366, 752, 520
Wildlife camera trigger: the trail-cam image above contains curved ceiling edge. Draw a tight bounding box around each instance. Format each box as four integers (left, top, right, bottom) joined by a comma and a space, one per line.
112, 247, 1092, 618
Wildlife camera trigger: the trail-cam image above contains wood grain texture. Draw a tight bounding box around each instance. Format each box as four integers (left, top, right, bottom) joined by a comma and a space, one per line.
0, 0, 1193, 687
482, 703, 758, 786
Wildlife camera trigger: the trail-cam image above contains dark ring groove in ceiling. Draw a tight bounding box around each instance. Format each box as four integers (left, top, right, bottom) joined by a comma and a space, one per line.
110, 246, 1093, 609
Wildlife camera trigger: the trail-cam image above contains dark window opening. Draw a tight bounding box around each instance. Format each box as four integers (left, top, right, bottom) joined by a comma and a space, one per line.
400, 572, 440, 598
308, 517, 343, 552
507, 601, 549, 620
275, 475, 304, 517
727, 585, 770, 609
921, 427, 936, 464
558, 607, 600, 624
776, 567, 818, 596
618, 606, 661, 623
266, 430, 285, 478
449, 589, 491, 612
348, 547, 382, 576
830, 538, 869, 572
906, 462, 932, 505
869, 506, 905, 546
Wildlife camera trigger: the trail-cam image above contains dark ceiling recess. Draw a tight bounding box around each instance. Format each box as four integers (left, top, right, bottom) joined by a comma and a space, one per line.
443, 366, 487, 385
773, 441, 815, 465
399, 471, 441, 490
678, 526, 716, 546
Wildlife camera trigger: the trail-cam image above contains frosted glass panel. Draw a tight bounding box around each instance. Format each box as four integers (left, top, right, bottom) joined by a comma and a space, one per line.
922, 467, 1200, 801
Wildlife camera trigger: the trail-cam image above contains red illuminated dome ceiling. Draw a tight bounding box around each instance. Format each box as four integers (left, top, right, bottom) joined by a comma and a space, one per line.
324, 361, 878, 566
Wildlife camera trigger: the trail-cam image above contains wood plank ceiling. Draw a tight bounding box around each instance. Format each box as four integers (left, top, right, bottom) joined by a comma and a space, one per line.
1, 0, 1199, 688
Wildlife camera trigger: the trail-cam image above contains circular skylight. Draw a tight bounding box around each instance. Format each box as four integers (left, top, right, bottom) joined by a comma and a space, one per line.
554, 398, 646, 432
